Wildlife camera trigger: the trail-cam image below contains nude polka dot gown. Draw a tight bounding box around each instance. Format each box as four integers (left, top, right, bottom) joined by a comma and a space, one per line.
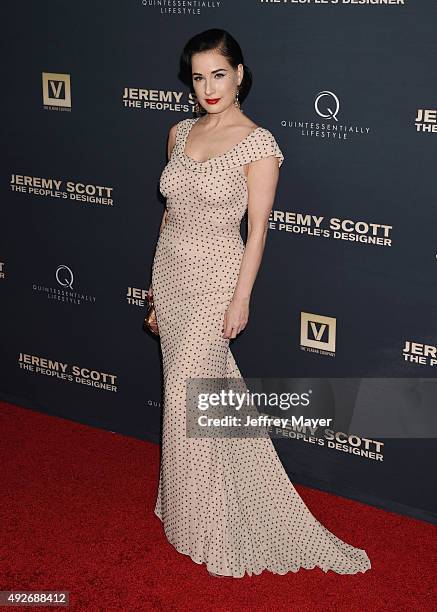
151, 116, 371, 577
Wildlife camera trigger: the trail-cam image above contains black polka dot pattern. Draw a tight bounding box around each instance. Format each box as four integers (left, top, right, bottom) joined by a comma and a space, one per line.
151, 117, 371, 577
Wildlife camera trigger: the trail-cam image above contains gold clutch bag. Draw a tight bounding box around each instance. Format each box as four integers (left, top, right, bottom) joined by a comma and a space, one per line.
144, 292, 159, 336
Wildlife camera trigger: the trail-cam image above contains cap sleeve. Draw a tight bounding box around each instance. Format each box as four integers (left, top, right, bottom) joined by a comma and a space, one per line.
228, 127, 284, 169
175, 118, 191, 145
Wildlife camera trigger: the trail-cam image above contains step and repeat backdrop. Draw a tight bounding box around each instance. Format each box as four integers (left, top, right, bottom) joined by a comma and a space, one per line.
2, 1, 437, 523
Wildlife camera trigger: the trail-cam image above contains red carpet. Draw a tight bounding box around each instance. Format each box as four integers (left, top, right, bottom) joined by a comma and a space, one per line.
0, 401, 436, 611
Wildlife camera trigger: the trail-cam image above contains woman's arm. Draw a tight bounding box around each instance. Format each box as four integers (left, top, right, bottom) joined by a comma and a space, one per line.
149, 123, 179, 296
157, 123, 178, 235
222, 155, 280, 339
149, 206, 168, 296
158, 208, 168, 235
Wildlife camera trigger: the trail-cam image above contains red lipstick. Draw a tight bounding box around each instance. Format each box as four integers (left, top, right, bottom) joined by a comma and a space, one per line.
205, 98, 221, 105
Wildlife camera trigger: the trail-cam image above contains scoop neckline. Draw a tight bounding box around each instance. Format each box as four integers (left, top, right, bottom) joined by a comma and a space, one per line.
182, 117, 262, 164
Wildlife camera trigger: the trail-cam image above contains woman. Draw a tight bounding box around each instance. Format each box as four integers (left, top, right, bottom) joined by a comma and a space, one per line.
148, 28, 371, 578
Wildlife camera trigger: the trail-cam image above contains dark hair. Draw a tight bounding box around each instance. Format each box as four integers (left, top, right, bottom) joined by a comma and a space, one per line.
180, 28, 253, 107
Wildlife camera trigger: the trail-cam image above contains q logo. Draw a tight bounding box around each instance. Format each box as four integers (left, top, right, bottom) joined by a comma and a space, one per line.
56, 265, 74, 289
314, 91, 340, 122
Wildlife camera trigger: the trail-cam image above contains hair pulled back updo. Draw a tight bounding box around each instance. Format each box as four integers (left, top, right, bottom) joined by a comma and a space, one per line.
180, 28, 253, 109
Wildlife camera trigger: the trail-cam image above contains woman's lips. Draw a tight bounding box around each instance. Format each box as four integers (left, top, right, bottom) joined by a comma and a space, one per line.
205, 98, 221, 105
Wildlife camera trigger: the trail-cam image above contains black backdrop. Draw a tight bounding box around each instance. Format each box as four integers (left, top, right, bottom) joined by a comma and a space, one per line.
2, 1, 437, 524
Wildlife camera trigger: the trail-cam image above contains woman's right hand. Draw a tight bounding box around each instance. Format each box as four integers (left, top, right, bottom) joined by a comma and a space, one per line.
146, 284, 159, 334
147, 307, 159, 335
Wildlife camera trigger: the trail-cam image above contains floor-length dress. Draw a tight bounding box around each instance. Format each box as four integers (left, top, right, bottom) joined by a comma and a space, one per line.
151, 116, 371, 577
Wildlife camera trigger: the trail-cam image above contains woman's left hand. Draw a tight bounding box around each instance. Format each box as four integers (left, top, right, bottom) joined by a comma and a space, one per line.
222, 297, 249, 339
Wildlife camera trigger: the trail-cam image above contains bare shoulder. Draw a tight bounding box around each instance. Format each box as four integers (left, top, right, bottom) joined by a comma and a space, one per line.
168, 121, 178, 143
166, 121, 181, 159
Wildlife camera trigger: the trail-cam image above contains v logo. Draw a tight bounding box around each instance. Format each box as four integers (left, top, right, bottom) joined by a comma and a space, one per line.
309, 321, 326, 341
49, 80, 64, 99
300, 312, 336, 353
42, 72, 71, 108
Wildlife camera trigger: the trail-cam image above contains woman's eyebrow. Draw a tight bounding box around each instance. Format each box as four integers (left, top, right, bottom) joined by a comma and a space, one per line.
192, 68, 228, 76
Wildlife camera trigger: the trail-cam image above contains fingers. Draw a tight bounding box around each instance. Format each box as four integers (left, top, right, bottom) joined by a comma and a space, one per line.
222, 310, 248, 338
150, 315, 158, 334
222, 323, 245, 339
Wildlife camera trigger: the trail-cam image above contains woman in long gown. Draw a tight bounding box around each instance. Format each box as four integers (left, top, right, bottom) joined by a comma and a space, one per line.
149, 28, 371, 578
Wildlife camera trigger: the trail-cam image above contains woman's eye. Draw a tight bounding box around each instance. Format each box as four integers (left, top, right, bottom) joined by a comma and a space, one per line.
193, 74, 225, 82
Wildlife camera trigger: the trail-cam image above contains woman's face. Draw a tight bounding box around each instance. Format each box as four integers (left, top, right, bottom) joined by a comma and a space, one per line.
191, 50, 243, 114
